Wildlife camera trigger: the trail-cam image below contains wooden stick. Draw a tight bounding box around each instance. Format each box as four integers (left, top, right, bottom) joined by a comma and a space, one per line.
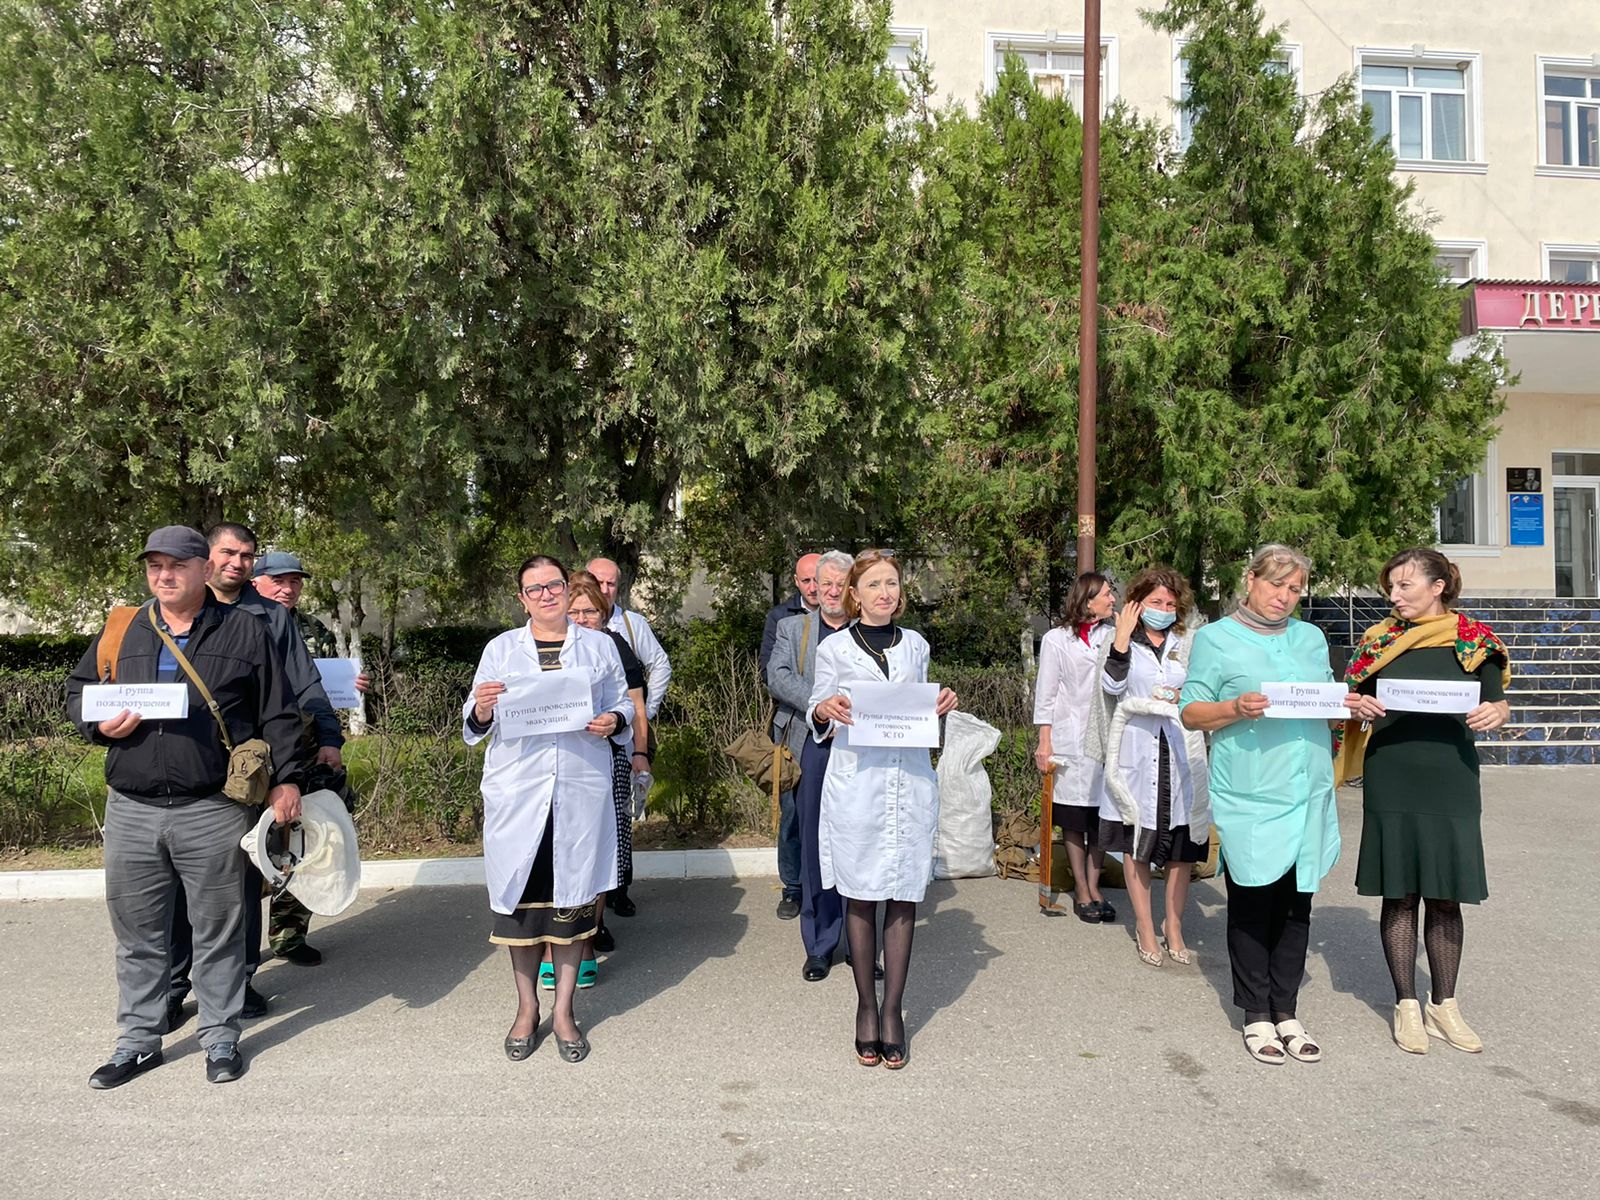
1037, 766, 1055, 912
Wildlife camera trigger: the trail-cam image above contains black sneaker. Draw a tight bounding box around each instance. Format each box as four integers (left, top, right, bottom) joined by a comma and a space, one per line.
241, 984, 269, 1019
205, 1044, 245, 1084
165, 994, 189, 1034
594, 924, 616, 953
276, 942, 323, 967
607, 889, 637, 917
88, 1048, 163, 1090
775, 895, 801, 921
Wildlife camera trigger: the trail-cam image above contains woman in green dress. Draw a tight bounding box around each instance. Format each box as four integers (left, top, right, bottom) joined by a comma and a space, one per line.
1182, 545, 1371, 1065
1336, 547, 1510, 1056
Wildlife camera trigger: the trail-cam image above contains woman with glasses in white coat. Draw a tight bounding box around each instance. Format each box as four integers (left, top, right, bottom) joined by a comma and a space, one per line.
808, 549, 958, 1070
464, 555, 631, 1065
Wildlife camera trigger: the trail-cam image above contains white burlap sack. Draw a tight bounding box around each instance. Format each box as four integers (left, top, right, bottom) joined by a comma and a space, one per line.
933, 709, 1002, 879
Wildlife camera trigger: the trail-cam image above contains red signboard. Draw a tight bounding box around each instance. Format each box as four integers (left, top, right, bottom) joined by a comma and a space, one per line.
1464, 282, 1600, 334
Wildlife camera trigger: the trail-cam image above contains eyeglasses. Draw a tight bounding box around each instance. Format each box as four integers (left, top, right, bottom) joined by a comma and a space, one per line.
521, 581, 568, 598
568, 607, 601, 619
854, 548, 897, 560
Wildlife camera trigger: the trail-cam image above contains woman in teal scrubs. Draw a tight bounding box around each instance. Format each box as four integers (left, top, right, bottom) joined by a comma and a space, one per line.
1181, 545, 1376, 1066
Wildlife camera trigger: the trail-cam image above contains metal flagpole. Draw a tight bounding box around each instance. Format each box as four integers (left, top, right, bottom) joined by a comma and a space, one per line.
1077, 0, 1102, 573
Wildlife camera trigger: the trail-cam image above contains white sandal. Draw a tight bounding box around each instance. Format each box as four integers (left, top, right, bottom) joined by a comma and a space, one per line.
1243, 1021, 1286, 1065
1274, 1019, 1322, 1063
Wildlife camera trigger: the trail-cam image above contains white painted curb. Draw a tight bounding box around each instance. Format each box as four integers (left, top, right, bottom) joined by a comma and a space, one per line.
0, 847, 780, 902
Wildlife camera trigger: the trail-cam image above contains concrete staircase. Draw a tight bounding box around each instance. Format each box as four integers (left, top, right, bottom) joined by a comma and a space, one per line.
1302, 595, 1600, 766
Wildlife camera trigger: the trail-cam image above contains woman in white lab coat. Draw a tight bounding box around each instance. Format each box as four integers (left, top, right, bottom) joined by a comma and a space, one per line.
464, 555, 631, 1064
1033, 571, 1117, 923
807, 549, 958, 1069
1087, 566, 1210, 970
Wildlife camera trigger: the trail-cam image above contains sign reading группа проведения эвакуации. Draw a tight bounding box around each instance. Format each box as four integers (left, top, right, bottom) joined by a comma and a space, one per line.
496, 667, 594, 739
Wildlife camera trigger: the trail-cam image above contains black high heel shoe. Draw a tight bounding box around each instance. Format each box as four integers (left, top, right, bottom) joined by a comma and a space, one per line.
880, 1042, 907, 1069
854, 1039, 882, 1067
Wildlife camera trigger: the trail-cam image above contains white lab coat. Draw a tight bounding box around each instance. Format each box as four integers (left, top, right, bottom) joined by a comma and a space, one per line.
464, 622, 631, 914
1096, 629, 1201, 832
608, 606, 672, 720
1033, 623, 1112, 810
806, 624, 940, 903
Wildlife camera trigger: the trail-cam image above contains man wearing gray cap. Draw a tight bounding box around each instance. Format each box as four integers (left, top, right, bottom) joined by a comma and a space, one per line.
254, 551, 338, 659
66, 526, 307, 1089
253, 548, 369, 964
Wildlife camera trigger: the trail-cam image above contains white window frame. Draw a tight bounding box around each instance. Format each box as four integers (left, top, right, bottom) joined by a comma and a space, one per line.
984, 30, 1119, 116
1171, 37, 1302, 151
887, 26, 928, 90
1433, 238, 1489, 284
1536, 55, 1600, 177
1543, 242, 1600, 282
1354, 46, 1486, 174
1436, 440, 1501, 555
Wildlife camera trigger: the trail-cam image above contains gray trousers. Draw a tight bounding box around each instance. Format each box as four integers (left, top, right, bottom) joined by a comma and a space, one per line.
103, 791, 251, 1053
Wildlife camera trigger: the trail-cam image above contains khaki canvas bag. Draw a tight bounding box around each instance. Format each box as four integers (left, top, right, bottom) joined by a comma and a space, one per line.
724, 616, 811, 833
147, 608, 272, 807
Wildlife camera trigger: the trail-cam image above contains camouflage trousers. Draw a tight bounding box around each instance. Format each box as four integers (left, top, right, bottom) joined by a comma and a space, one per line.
268, 891, 314, 954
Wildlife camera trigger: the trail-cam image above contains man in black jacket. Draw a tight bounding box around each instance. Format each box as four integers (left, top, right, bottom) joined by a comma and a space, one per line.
65, 526, 306, 1089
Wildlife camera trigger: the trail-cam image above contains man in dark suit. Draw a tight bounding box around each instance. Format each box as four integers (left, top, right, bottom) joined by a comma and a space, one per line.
759, 553, 819, 918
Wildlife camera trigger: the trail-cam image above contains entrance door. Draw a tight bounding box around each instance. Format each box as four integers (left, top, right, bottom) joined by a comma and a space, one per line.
1554, 481, 1600, 598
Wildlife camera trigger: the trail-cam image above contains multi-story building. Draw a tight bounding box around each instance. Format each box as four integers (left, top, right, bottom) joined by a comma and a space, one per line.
891, 0, 1600, 600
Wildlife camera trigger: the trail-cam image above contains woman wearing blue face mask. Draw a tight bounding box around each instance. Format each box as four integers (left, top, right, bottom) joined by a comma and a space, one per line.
1087, 567, 1211, 970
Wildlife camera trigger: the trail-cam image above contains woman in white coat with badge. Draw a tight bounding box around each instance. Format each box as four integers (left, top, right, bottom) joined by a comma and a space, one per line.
1033, 571, 1118, 923
464, 555, 631, 1065
807, 549, 958, 1070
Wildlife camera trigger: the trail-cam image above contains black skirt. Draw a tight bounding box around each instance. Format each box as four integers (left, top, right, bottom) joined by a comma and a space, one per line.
1098, 730, 1209, 867
489, 813, 600, 946
1051, 802, 1101, 842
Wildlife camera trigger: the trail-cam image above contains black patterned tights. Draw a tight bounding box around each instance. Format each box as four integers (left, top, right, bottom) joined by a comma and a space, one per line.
1380, 893, 1464, 1002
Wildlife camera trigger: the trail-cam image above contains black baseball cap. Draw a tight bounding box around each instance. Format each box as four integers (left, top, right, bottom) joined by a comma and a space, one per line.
137, 525, 209, 561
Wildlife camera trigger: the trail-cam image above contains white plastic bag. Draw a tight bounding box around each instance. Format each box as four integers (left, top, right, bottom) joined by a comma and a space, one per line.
933, 709, 1002, 879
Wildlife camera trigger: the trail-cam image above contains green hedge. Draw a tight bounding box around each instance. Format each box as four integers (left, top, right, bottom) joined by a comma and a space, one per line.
0, 633, 93, 675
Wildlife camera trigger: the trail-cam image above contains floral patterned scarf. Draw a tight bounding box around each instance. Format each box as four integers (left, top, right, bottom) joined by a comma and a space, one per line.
1334, 610, 1510, 785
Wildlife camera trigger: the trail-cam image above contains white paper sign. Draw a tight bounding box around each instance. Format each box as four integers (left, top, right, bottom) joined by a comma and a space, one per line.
497, 668, 595, 739
1261, 681, 1349, 720
81, 683, 190, 721
314, 658, 363, 709
846, 681, 941, 748
1377, 678, 1481, 714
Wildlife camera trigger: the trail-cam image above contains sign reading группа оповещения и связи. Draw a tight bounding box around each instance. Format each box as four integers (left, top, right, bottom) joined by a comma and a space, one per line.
495, 667, 594, 739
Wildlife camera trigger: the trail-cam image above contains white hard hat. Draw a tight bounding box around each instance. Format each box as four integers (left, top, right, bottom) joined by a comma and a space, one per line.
239, 789, 361, 916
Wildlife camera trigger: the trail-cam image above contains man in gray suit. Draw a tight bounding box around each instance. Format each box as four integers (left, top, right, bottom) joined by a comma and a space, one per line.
767, 550, 854, 980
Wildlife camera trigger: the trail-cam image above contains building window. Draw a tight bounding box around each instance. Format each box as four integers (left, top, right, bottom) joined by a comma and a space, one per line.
1554, 452, 1600, 475
886, 27, 927, 90
1541, 62, 1600, 169
1357, 51, 1479, 165
1546, 246, 1600, 283
1437, 474, 1482, 545
1172, 42, 1301, 151
987, 32, 1116, 116
1433, 239, 1486, 283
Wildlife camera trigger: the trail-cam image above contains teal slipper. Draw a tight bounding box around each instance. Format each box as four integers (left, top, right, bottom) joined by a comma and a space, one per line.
577, 960, 598, 989
538, 961, 555, 990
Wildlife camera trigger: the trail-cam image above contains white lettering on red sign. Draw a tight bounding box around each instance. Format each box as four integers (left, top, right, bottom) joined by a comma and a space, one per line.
1521, 291, 1543, 327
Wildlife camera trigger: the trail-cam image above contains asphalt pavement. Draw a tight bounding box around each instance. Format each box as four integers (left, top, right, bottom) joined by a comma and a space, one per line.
2, 767, 1596, 1199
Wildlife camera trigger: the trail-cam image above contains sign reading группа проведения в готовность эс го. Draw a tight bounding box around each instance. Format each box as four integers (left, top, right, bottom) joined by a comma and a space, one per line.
842, 681, 941, 748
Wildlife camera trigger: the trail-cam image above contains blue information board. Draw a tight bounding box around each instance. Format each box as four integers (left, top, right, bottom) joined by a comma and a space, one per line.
1509, 492, 1544, 546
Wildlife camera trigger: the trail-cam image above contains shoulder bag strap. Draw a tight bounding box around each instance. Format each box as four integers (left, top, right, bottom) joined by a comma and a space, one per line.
622, 610, 638, 651
97, 604, 143, 682
797, 614, 811, 672
147, 607, 233, 751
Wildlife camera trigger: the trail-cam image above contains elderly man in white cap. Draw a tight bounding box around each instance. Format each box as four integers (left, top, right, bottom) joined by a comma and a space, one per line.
66, 526, 307, 1089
